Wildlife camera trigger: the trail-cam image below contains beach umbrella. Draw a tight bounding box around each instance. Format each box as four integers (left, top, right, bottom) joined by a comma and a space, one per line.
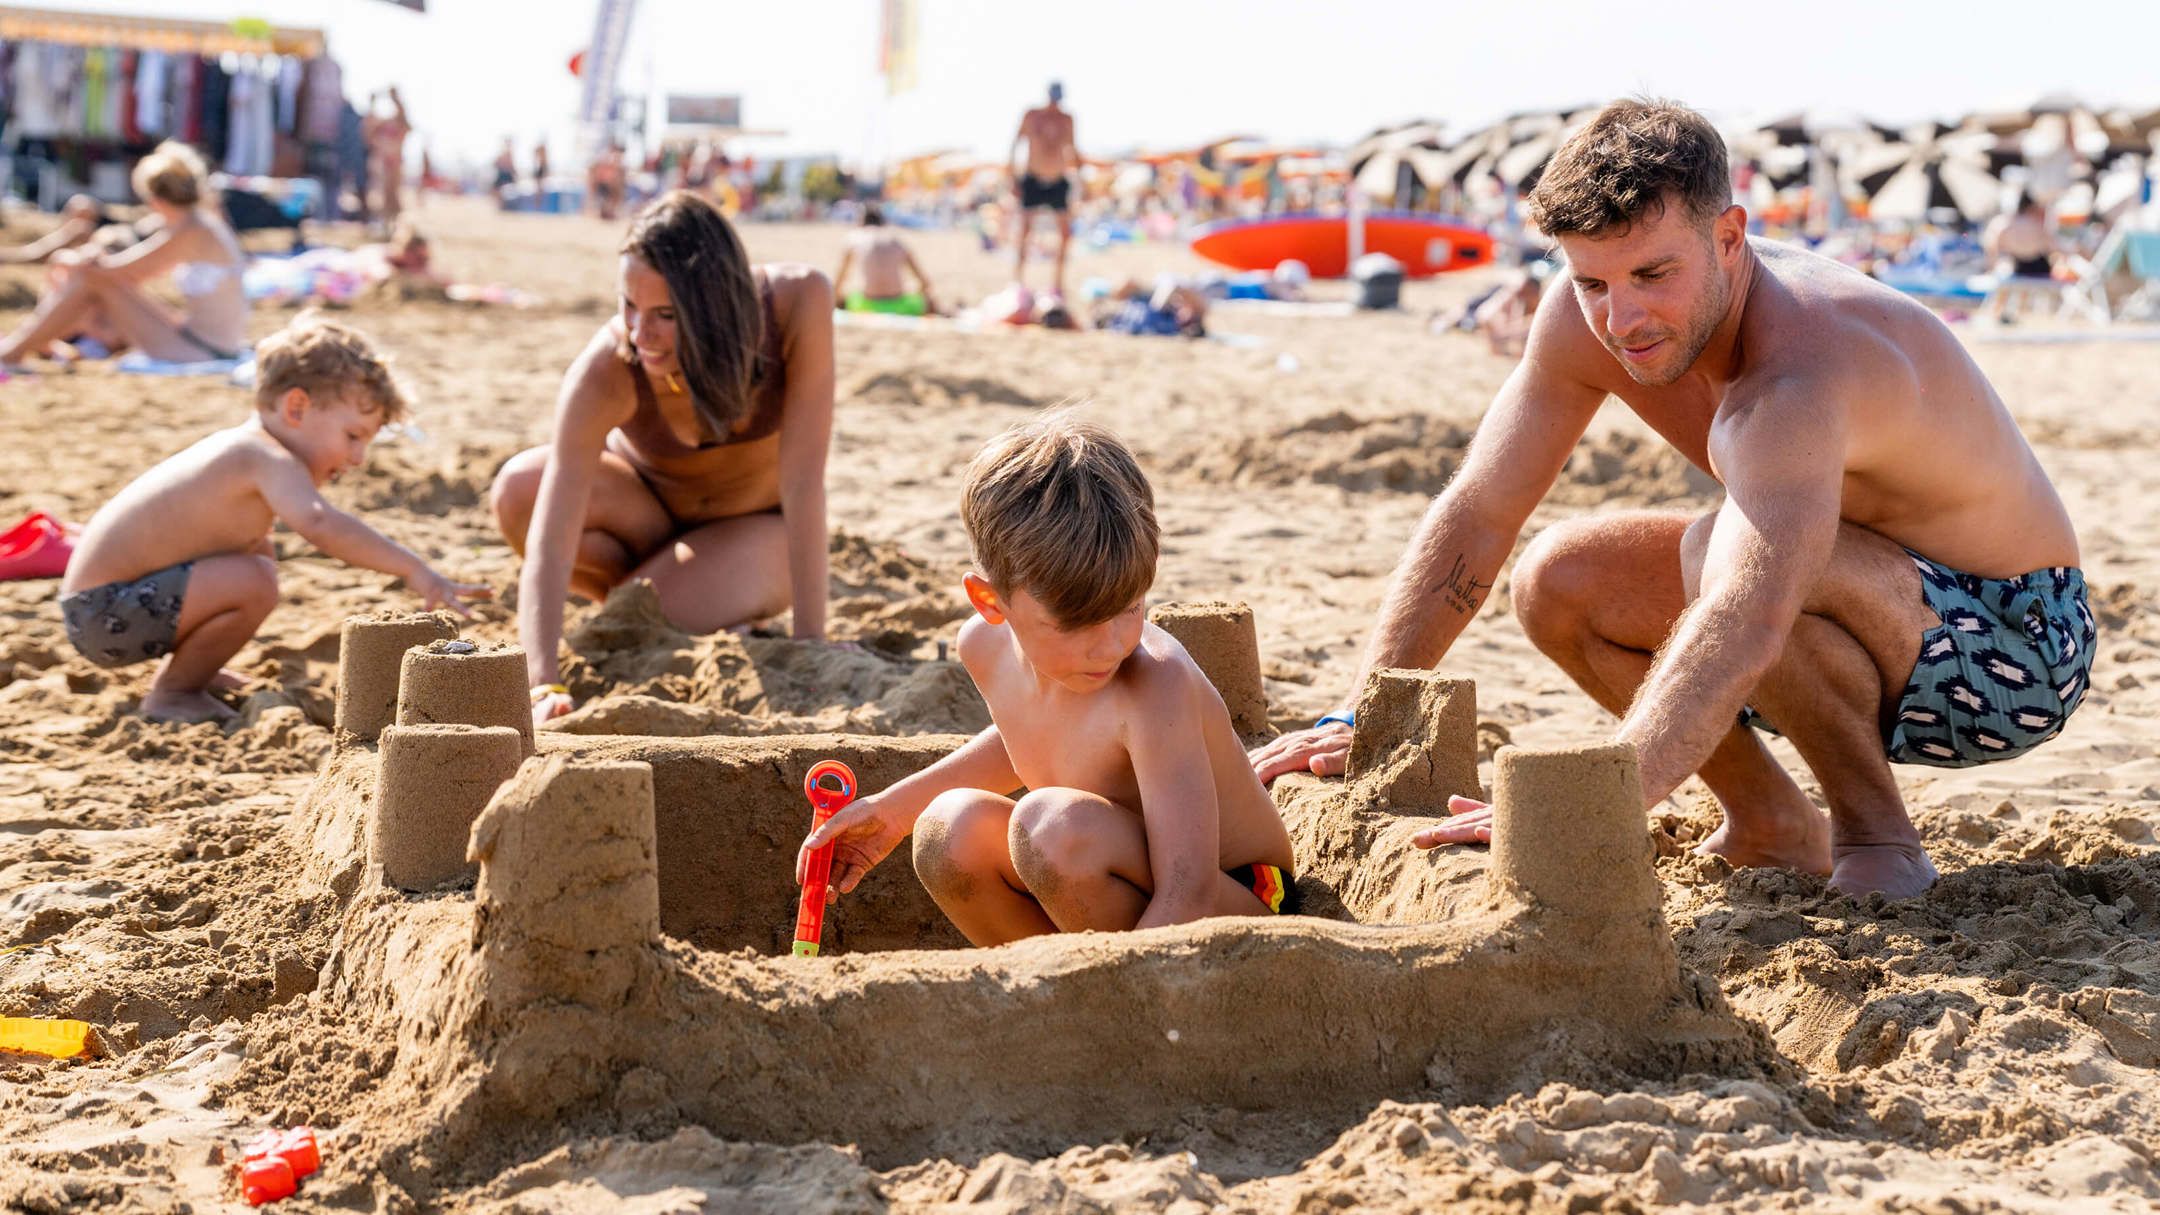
1844, 126, 2005, 223
1349, 121, 1447, 201
1455, 107, 1596, 192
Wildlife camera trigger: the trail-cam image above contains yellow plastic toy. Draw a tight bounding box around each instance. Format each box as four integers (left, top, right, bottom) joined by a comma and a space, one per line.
0, 1017, 98, 1059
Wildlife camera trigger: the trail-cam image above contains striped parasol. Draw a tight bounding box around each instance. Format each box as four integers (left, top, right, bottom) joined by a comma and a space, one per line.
1843, 124, 2007, 224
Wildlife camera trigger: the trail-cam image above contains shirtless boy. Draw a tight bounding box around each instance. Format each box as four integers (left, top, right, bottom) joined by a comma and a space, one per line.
1010, 81, 1079, 299
1251, 99, 2092, 899
799, 414, 1297, 943
833, 204, 937, 316
60, 313, 487, 722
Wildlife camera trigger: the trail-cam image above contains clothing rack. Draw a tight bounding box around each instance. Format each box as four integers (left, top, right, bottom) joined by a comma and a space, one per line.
0, 7, 323, 59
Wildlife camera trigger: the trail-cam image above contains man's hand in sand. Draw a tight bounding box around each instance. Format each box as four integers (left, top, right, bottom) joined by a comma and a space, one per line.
1411, 796, 1494, 848
1250, 721, 1352, 783
410, 568, 491, 618
797, 795, 908, 901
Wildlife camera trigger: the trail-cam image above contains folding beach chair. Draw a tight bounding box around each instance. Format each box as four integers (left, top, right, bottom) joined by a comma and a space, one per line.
2062, 225, 2160, 324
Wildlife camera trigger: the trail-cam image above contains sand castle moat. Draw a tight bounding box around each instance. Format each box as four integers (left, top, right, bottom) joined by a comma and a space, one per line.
287, 606, 1760, 1172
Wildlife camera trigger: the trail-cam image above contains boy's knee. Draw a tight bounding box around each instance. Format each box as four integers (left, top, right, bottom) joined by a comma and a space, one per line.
1677, 512, 1717, 593
238, 555, 280, 617
1008, 789, 1102, 884
911, 790, 1007, 896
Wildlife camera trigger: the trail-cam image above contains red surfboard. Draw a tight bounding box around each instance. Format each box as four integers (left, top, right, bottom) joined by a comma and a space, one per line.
1189, 212, 1493, 279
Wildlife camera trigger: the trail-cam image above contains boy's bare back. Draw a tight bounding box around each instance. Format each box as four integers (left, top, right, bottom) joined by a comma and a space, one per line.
959, 614, 1293, 873
63, 424, 301, 595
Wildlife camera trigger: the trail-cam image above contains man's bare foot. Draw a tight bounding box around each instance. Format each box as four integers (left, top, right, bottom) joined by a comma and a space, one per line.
1828, 842, 1938, 900
1695, 812, 1834, 876
141, 689, 236, 723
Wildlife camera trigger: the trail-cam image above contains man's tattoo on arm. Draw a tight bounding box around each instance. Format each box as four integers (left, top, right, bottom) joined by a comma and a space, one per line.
1436, 553, 1492, 614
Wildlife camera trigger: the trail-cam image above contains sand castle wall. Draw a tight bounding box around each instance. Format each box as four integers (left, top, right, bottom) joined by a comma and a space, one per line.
553, 733, 972, 953
333, 615, 457, 745
1149, 600, 1270, 736
320, 733, 1739, 1167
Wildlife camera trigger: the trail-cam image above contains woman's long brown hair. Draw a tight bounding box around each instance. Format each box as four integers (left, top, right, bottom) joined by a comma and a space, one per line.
617, 190, 764, 434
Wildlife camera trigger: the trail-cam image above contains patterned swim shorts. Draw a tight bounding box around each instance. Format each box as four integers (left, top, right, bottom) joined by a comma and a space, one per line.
1229, 862, 1301, 914
1744, 551, 2095, 768
59, 561, 194, 669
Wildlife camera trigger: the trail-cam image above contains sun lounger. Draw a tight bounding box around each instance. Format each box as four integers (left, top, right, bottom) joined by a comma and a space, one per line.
2062, 226, 2160, 325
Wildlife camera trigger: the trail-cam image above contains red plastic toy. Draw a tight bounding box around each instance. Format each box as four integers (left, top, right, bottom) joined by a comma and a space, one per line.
793, 760, 856, 957
239, 1126, 319, 1205
0, 512, 72, 582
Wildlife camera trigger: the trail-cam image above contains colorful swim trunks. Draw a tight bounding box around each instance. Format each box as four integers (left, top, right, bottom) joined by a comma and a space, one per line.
1743, 550, 2095, 768
60, 561, 194, 669
1229, 862, 1300, 914
844, 291, 927, 316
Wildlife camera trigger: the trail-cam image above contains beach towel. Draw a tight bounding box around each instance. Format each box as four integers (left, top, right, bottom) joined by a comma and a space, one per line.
118, 350, 251, 377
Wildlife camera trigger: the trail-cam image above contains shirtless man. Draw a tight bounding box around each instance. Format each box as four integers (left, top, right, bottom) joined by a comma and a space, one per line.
1250, 99, 2093, 900
1982, 191, 2061, 323
833, 204, 937, 315
1010, 81, 1079, 298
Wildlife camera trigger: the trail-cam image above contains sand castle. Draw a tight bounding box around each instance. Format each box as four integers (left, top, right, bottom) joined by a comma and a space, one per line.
293, 606, 1752, 1170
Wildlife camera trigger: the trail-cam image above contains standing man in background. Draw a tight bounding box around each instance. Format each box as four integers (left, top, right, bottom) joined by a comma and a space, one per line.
1010, 81, 1078, 301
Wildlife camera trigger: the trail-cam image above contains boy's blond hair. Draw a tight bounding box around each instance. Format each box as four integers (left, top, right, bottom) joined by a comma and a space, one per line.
253, 312, 409, 424
961, 412, 1158, 627
131, 140, 209, 209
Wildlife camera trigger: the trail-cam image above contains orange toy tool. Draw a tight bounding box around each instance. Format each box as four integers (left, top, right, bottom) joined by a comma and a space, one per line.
0, 1016, 97, 1059
239, 1126, 319, 1206
793, 760, 857, 957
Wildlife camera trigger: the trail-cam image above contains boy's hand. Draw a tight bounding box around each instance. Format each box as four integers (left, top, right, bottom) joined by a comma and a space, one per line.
410, 567, 492, 618
796, 794, 907, 899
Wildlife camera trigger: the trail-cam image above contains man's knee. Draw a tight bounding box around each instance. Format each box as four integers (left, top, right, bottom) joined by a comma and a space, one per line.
1008, 788, 1103, 888
1678, 512, 1717, 595
1512, 518, 1610, 642
911, 790, 1009, 898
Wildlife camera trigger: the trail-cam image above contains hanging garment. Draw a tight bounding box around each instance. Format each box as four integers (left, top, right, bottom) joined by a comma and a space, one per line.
101, 49, 124, 136
119, 50, 140, 142
135, 50, 168, 136
197, 56, 230, 163
80, 47, 106, 138
299, 56, 342, 146
275, 56, 301, 134
175, 55, 200, 144
9, 42, 62, 139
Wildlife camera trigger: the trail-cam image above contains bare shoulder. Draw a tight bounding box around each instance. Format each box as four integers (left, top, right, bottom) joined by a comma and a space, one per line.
559, 322, 638, 425
1742, 240, 1932, 380
762, 262, 834, 319
1116, 624, 1213, 707
954, 613, 1000, 678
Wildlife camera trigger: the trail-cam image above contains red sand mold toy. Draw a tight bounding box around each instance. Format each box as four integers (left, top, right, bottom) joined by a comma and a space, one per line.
0, 512, 72, 582
239, 1126, 320, 1205
793, 760, 856, 956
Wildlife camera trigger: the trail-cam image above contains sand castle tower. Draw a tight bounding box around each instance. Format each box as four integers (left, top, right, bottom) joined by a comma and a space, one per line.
1149, 600, 1270, 736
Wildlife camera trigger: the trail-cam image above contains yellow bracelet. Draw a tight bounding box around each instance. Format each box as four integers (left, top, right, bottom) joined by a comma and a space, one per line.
529, 683, 569, 702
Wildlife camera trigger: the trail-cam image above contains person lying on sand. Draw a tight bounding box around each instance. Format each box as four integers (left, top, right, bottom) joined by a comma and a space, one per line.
58, 312, 488, 723
833, 204, 937, 317
1251, 99, 2093, 900
798, 413, 1298, 943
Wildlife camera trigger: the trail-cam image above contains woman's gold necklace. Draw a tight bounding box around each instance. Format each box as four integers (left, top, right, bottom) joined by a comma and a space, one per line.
665, 371, 684, 394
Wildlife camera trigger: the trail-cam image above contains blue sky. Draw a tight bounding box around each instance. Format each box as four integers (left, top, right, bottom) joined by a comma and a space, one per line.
38, 0, 2160, 169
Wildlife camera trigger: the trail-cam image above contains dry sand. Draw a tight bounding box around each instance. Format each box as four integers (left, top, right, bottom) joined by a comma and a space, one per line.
1, 197, 2156, 1212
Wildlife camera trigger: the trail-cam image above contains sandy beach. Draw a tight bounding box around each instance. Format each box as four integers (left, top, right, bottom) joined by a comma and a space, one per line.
1, 197, 2156, 1212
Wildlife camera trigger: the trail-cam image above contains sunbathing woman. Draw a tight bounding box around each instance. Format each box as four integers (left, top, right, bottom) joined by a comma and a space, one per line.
490, 190, 839, 726
0, 142, 247, 366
